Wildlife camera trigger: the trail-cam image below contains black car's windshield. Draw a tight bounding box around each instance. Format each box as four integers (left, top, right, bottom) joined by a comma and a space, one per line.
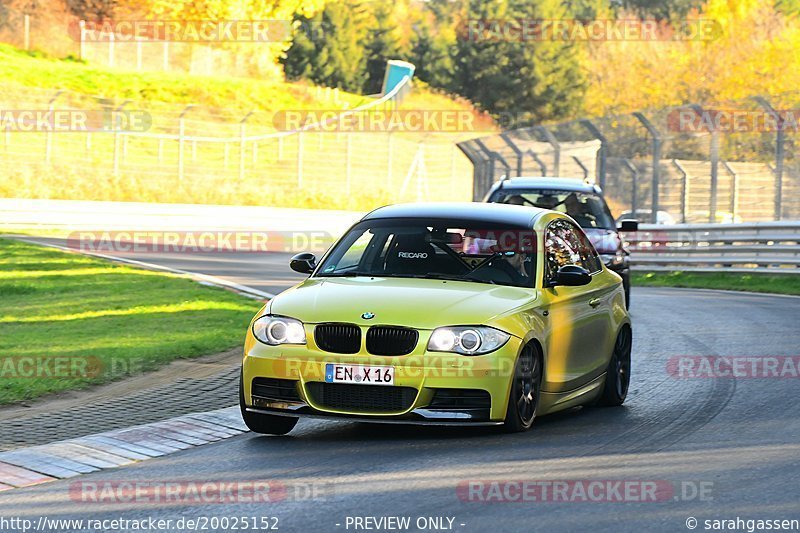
316, 218, 536, 288
494, 189, 615, 230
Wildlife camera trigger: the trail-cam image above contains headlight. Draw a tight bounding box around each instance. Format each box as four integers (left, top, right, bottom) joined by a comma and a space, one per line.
252, 315, 306, 345
427, 326, 510, 355
601, 253, 625, 267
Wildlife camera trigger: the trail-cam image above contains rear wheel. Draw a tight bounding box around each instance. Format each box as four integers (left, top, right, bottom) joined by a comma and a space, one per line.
597, 326, 632, 406
503, 344, 542, 432
239, 374, 298, 435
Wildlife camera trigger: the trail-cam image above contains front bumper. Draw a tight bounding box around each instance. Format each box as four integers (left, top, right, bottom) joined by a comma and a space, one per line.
242, 335, 522, 424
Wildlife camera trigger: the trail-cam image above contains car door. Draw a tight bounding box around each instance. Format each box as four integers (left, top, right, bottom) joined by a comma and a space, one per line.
542, 219, 612, 392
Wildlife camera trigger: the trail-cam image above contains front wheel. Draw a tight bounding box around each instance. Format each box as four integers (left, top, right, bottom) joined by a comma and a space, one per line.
239, 374, 298, 435
597, 327, 632, 406
503, 344, 542, 432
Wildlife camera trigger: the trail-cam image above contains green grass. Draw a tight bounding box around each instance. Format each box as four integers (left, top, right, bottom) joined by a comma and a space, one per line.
632, 271, 800, 296
0, 238, 263, 405
0, 43, 365, 115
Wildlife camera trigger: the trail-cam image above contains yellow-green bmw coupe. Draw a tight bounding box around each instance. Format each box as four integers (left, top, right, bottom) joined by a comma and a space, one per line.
240, 203, 632, 434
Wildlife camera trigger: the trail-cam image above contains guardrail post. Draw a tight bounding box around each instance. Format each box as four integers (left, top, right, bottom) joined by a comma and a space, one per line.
633, 112, 662, 224
672, 159, 689, 223
622, 158, 639, 214
580, 119, 607, 189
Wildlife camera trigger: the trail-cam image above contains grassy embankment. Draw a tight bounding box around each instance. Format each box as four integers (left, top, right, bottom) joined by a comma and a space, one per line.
632, 271, 800, 296
0, 44, 490, 210
0, 238, 263, 404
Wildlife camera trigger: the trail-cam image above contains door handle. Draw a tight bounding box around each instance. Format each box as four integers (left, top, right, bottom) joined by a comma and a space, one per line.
588, 297, 602, 308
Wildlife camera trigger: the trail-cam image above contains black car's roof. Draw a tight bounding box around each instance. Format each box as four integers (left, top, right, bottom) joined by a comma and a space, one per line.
493, 177, 600, 194
362, 202, 547, 227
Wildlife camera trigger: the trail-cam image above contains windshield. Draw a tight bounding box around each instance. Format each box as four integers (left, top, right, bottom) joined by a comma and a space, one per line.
493, 190, 616, 230
316, 218, 536, 288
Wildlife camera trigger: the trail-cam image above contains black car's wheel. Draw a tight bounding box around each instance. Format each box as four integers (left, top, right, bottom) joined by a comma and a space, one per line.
239, 374, 298, 435
503, 343, 542, 432
597, 326, 632, 406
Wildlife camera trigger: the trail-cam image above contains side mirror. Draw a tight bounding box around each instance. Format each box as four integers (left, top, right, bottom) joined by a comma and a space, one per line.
617, 219, 639, 232
549, 265, 591, 287
290, 252, 317, 274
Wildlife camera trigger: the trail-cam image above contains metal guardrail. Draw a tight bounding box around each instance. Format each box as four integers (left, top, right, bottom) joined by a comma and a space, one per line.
629, 221, 800, 273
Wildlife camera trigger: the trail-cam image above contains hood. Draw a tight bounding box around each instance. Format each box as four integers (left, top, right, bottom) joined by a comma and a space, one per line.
270, 277, 536, 329
583, 228, 622, 255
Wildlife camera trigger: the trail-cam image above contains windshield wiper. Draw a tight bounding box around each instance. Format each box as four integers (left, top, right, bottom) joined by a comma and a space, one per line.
317, 271, 371, 277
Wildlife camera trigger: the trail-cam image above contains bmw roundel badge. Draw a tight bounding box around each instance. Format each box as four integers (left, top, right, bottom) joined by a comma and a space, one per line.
361, 312, 375, 320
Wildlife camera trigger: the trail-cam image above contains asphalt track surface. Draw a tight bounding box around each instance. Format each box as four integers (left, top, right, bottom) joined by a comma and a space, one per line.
2, 239, 800, 533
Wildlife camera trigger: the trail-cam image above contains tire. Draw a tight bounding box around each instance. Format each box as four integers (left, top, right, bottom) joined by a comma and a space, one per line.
597, 326, 632, 407
503, 343, 542, 433
239, 374, 298, 435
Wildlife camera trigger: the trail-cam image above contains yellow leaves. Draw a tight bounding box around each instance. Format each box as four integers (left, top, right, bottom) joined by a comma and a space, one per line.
582, 0, 800, 115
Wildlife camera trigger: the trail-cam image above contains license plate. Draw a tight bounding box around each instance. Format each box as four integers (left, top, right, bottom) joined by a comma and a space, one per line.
324, 363, 394, 386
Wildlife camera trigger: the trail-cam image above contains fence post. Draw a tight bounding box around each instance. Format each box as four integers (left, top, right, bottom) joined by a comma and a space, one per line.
500, 133, 524, 176
297, 132, 304, 188
45, 91, 64, 164
691, 105, 718, 223
113, 100, 130, 177
23, 14, 30, 50
580, 119, 607, 189
633, 112, 663, 224
536, 126, 560, 176
178, 105, 195, 184
239, 110, 253, 182
752, 97, 784, 220
108, 31, 115, 67
345, 133, 352, 194
387, 132, 394, 185
527, 150, 547, 175
79, 20, 85, 60
672, 159, 689, 223
622, 158, 639, 214
572, 155, 589, 180
722, 161, 739, 222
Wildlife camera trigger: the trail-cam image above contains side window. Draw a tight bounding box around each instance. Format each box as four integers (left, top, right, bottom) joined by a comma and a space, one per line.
545, 219, 583, 282
573, 226, 603, 274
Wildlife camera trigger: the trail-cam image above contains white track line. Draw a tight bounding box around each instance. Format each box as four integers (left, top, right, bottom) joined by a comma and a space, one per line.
11, 236, 276, 300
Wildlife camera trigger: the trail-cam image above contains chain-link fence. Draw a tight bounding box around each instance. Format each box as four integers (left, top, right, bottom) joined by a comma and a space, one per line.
0, 80, 474, 210
459, 94, 800, 223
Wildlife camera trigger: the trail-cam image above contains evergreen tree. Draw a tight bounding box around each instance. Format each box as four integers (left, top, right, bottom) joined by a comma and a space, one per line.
283, 0, 368, 93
